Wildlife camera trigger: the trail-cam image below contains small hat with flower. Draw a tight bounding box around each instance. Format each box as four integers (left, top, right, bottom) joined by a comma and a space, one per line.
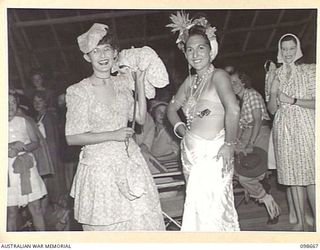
77, 23, 109, 54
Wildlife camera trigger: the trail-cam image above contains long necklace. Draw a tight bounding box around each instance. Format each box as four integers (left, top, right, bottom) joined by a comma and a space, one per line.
191, 65, 214, 96
186, 65, 214, 129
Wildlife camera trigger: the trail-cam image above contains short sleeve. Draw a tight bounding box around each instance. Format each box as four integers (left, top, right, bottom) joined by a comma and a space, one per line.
65, 84, 91, 136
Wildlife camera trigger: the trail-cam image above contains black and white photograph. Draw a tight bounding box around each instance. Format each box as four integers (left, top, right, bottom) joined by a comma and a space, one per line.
4, 4, 317, 240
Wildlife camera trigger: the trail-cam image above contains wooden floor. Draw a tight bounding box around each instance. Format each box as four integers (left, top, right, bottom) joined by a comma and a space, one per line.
235, 172, 315, 232
163, 171, 316, 232
65, 172, 317, 232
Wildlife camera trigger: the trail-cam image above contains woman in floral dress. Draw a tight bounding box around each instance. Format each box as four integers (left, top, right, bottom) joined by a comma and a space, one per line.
267, 33, 315, 231
65, 23, 164, 231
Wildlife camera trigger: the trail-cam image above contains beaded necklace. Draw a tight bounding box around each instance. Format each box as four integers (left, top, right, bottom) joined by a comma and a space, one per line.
185, 64, 215, 129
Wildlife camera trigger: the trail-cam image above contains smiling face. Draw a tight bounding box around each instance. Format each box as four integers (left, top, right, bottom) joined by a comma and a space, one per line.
185, 34, 211, 72
84, 44, 117, 76
8, 94, 18, 121
33, 96, 47, 114
230, 73, 244, 96
280, 39, 297, 64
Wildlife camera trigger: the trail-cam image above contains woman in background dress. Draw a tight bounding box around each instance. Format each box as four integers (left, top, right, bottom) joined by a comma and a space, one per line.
267, 33, 315, 231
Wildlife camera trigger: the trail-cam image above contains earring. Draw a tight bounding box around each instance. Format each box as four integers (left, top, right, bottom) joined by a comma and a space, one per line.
188, 63, 192, 86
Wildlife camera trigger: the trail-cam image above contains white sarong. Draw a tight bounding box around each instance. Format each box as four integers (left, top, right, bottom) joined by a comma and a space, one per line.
180, 130, 240, 231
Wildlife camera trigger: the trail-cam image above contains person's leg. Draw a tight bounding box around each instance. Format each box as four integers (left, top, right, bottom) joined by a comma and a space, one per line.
28, 199, 45, 231
7, 206, 19, 231
238, 174, 266, 200
64, 162, 77, 192
290, 185, 306, 231
40, 195, 49, 215
238, 173, 280, 220
306, 184, 316, 227
287, 188, 297, 224
288, 187, 314, 226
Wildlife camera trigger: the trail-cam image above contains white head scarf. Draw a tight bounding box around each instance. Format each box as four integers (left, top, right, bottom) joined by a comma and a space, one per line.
277, 33, 303, 64
209, 39, 218, 62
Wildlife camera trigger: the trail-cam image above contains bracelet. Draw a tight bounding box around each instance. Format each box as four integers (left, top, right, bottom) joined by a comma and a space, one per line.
224, 140, 237, 147
292, 98, 297, 105
173, 122, 186, 139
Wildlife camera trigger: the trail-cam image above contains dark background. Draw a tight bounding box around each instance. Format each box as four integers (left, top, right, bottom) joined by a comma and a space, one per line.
7, 9, 317, 99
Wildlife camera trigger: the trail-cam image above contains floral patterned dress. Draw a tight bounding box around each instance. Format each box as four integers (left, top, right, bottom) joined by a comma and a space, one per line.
65, 74, 165, 230
273, 64, 315, 185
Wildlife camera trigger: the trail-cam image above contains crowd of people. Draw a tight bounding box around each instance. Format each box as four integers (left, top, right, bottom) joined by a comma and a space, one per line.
7, 11, 315, 232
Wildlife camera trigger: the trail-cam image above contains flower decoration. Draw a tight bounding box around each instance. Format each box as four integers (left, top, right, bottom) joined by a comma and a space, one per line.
192, 17, 208, 28
166, 11, 193, 43
166, 11, 218, 61
205, 26, 217, 40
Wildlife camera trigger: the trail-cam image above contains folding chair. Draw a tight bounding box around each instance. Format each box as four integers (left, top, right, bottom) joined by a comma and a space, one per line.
147, 154, 185, 230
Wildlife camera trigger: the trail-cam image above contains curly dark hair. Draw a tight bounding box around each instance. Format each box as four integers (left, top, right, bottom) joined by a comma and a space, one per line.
97, 27, 119, 51
184, 24, 211, 51
234, 71, 252, 89
280, 34, 298, 46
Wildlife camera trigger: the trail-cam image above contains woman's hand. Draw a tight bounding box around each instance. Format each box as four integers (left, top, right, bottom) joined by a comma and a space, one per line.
113, 127, 135, 142
139, 143, 149, 153
235, 141, 245, 154
244, 142, 254, 154
8, 148, 19, 158
176, 123, 187, 138
278, 92, 294, 104
10, 141, 25, 152
217, 144, 235, 177
270, 78, 280, 94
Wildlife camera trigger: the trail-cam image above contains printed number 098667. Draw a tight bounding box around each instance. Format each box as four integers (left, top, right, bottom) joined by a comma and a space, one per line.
300, 244, 318, 248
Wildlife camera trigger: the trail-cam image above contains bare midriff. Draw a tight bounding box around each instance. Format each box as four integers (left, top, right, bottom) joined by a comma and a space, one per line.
189, 113, 224, 140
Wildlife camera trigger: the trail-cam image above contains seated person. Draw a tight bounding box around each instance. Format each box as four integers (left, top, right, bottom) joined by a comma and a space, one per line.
136, 101, 180, 166
149, 101, 180, 163
230, 70, 281, 223
135, 111, 155, 155
136, 101, 182, 198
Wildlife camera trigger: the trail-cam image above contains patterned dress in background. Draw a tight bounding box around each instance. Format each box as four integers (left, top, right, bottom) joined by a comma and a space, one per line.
273, 64, 315, 186
65, 74, 165, 231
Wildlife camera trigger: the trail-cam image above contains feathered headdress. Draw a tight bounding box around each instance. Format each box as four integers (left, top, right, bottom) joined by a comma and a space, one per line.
166, 11, 218, 61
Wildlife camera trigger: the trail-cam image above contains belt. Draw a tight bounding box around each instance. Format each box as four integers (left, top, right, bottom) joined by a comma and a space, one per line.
243, 119, 271, 128
261, 119, 271, 127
